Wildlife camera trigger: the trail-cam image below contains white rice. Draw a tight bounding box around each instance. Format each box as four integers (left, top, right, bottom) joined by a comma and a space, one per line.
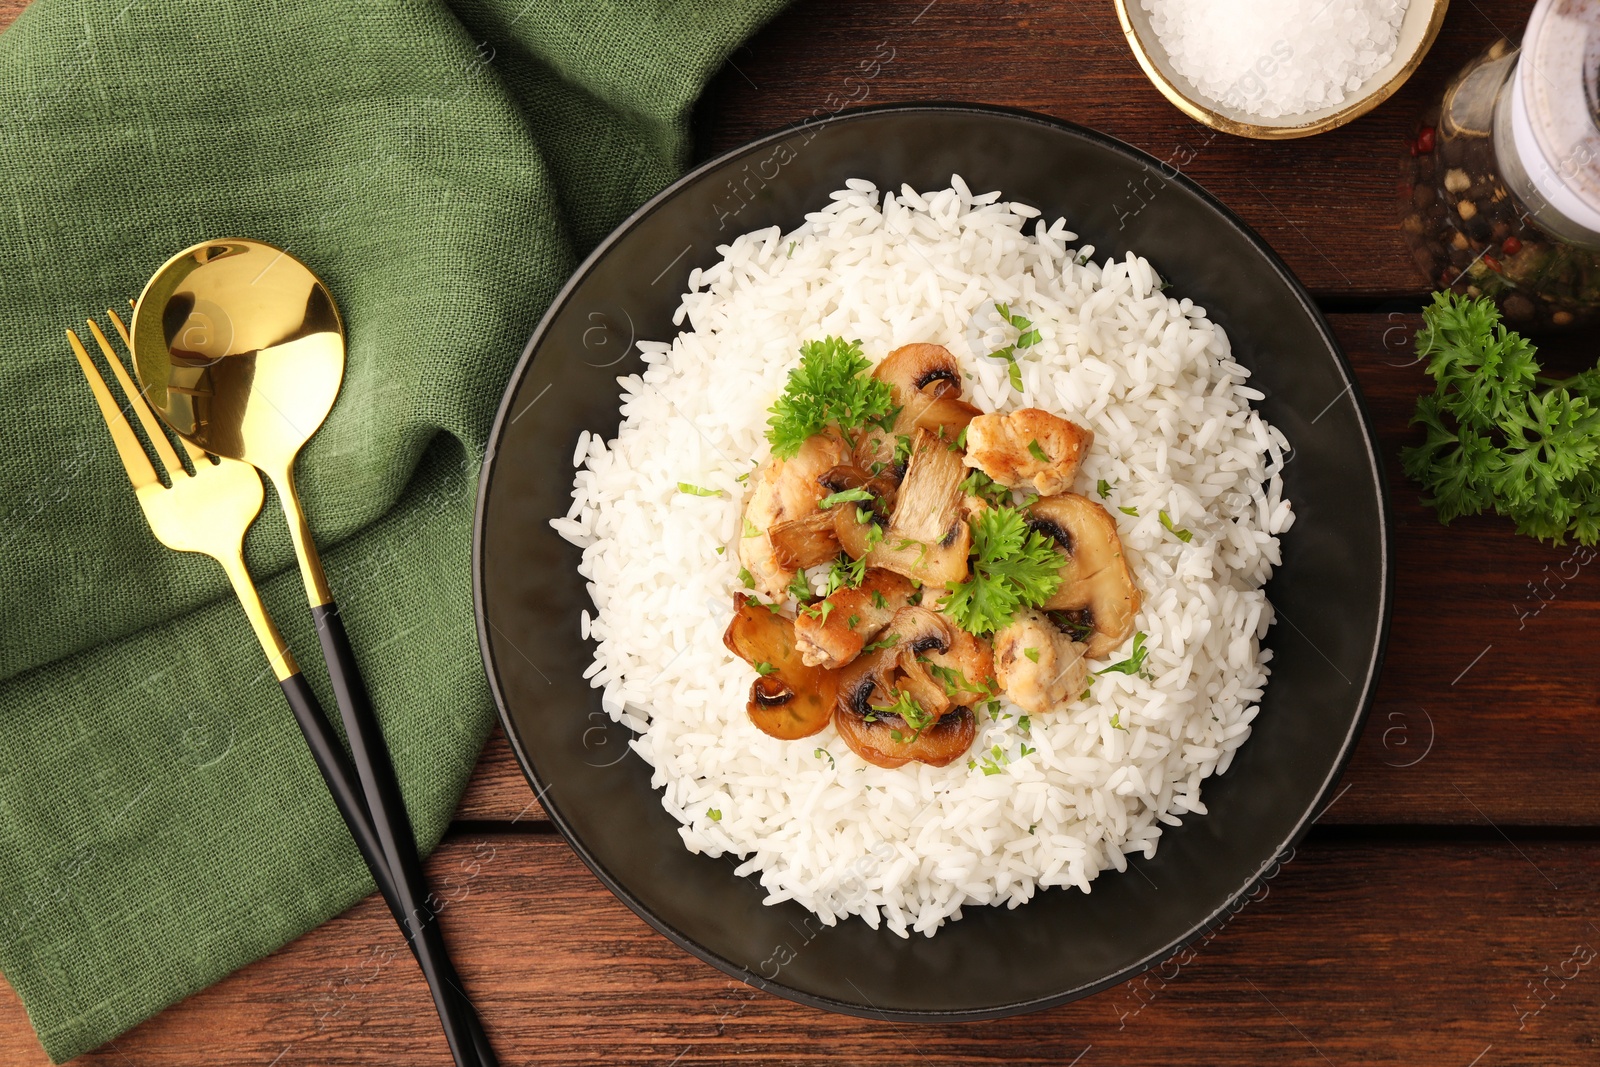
553, 178, 1293, 938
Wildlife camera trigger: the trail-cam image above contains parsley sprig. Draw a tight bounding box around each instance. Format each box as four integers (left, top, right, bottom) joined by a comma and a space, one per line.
941, 505, 1063, 635
1402, 292, 1600, 544
766, 337, 896, 458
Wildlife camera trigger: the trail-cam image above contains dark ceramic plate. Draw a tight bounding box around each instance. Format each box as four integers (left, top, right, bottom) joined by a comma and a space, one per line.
473, 104, 1391, 1020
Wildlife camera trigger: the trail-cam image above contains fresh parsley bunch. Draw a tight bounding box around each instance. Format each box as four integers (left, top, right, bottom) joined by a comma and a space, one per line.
766, 337, 896, 457
941, 505, 1062, 635
1403, 292, 1600, 544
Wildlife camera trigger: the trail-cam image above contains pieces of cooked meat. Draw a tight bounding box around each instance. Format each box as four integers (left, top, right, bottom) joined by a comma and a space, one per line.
738, 433, 850, 598
963, 407, 1092, 496
1025, 494, 1140, 658
793, 568, 915, 669
992, 608, 1089, 715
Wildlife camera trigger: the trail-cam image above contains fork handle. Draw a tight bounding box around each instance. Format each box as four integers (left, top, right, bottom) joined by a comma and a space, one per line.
311, 601, 498, 1067
277, 672, 495, 1066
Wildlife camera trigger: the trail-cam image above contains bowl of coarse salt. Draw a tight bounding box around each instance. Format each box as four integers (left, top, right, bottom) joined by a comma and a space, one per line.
1115, 0, 1449, 138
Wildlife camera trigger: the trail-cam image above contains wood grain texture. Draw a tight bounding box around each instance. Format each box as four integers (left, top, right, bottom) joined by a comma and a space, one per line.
693, 0, 1536, 298
0, 831, 1594, 1066
456, 312, 1600, 829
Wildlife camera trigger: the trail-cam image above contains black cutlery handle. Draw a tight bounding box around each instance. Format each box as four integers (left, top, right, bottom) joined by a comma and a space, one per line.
311, 602, 497, 1067
277, 671, 495, 1065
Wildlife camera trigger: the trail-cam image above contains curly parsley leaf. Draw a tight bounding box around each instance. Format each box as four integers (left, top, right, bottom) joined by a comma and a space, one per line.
1096, 631, 1151, 678
1402, 292, 1600, 544
941, 505, 1063, 635
766, 336, 895, 458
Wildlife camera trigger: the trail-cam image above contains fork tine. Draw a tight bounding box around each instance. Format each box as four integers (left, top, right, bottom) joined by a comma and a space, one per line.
87, 315, 188, 480
106, 306, 212, 468
67, 328, 160, 491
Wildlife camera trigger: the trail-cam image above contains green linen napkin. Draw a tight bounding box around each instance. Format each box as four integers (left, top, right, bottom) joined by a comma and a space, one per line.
0, 0, 784, 1059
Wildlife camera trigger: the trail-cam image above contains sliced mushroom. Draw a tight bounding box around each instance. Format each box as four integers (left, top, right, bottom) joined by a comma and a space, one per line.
768, 511, 840, 571
723, 594, 839, 739
793, 568, 916, 669
853, 344, 980, 477
832, 704, 976, 769
1026, 494, 1140, 658
963, 408, 1092, 496
738, 433, 850, 598
992, 608, 1090, 715
865, 429, 972, 586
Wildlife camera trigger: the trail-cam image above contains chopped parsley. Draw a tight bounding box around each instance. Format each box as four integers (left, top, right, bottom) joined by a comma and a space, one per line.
894, 433, 914, 466
1159, 510, 1193, 543
847, 613, 860, 629
787, 568, 813, 603
1096, 631, 1152, 679
1118, 505, 1139, 517
766, 337, 896, 457
1024, 646, 1040, 663
737, 566, 755, 589
708, 808, 722, 821
870, 588, 888, 610
1017, 714, 1031, 736
753, 662, 777, 676
976, 744, 1009, 775
813, 747, 835, 767
1097, 478, 1113, 499
677, 482, 723, 497
861, 632, 900, 655
958, 468, 1011, 508
1026, 439, 1049, 463
1109, 713, 1126, 732
743, 518, 761, 538
820, 487, 874, 509
941, 505, 1064, 635
875, 689, 934, 743
825, 554, 866, 594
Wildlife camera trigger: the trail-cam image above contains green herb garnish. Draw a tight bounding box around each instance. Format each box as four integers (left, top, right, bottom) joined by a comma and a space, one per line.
1026, 439, 1049, 463
1024, 646, 1040, 663
820, 487, 874, 509
708, 808, 722, 821
1118, 505, 1139, 517
1402, 291, 1600, 544
941, 505, 1064, 635
678, 482, 723, 497
1097, 478, 1113, 499
737, 566, 755, 589
1096, 631, 1151, 679
814, 747, 834, 767
787, 569, 813, 603
1159, 510, 1193, 543
753, 662, 777, 676
766, 337, 896, 457
743, 518, 761, 538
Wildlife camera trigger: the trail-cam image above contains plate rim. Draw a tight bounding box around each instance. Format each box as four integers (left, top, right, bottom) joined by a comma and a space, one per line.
472, 100, 1395, 1021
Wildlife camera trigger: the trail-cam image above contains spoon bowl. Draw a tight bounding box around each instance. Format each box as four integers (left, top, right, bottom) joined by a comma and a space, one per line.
131, 239, 343, 481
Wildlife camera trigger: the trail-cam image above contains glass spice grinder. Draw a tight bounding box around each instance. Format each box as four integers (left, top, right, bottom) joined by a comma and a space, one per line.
1400, 0, 1600, 329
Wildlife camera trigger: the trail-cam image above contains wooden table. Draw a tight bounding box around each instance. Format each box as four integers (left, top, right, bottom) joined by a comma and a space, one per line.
6, 0, 1599, 1063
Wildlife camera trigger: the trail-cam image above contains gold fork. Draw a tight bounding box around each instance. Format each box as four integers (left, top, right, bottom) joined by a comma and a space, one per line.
68, 308, 298, 680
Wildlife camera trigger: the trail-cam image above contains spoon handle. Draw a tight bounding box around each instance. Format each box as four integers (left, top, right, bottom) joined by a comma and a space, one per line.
312, 600, 499, 1067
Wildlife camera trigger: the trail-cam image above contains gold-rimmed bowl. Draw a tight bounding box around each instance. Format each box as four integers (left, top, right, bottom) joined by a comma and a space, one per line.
1114, 0, 1450, 139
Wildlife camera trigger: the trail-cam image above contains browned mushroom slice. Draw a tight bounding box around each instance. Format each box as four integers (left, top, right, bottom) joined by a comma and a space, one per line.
768, 511, 840, 571
963, 408, 1093, 496
723, 594, 839, 739
1025, 494, 1140, 659
832, 703, 976, 769
865, 429, 972, 585
738, 433, 851, 598
992, 608, 1090, 715
793, 568, 916, 669
853, 343, 978, 477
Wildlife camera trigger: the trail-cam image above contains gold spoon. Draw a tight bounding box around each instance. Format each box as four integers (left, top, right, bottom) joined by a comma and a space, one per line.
130, 240, 495, 1067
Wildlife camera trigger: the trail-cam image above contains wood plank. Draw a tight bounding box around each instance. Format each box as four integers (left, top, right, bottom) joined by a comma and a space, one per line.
1, 830, 1594, 1066
694, 0, 1530, 297
457, 312, 1600, 829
